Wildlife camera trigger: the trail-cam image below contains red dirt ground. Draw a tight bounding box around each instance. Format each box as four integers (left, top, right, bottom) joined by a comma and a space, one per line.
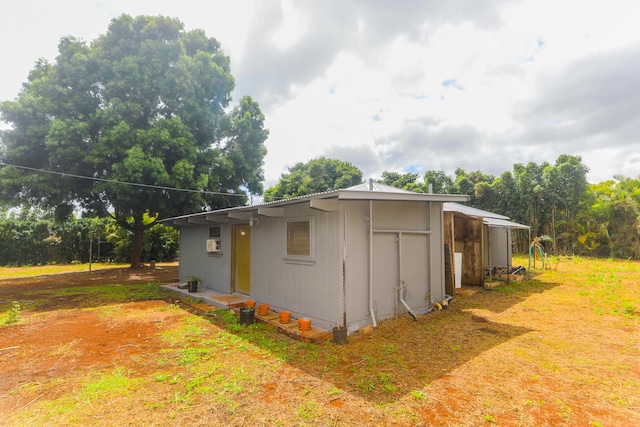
1, 262, 639, 426
0, 266, 180, 417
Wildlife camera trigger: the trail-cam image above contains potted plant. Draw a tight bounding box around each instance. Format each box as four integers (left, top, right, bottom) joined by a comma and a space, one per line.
239, 306, 255, 325
186, 275, 202, 293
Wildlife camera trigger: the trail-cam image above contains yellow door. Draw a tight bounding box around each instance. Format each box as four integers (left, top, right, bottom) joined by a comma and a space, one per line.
232, 224, 251, 294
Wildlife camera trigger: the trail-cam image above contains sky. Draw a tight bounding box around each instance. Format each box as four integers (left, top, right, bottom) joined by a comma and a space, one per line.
1, 0, 639, 187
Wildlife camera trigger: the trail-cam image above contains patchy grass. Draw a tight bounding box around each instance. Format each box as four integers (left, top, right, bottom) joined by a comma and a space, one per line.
1, 257, 639, 426
31, 281, 166, 301
0, 263, 133, 279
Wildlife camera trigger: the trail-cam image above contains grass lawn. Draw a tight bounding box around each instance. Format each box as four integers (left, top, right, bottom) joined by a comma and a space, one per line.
0, 256, 638, 426
0, 263, 134, 279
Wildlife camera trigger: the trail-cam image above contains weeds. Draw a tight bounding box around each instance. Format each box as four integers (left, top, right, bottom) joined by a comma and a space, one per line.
327, 385, 341, 396
153, 373, 169, 382
356, 378, 376, 392
297, 402, 322, 422
0, 301, 22, 325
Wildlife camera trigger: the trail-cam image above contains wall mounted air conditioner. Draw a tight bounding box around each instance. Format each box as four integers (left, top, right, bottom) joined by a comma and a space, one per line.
206, 238, 221, 253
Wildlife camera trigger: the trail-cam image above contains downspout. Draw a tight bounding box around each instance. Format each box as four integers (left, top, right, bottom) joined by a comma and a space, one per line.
397, 232, 419, 321
368, 200, 377, 327
342, 211, 347, 328
488, 224, 492, 285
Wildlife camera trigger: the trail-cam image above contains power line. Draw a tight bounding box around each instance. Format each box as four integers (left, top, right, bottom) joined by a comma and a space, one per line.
0, 161, 245, 197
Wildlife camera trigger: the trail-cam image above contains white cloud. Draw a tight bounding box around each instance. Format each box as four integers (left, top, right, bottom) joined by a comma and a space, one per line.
2, 0, 640, 185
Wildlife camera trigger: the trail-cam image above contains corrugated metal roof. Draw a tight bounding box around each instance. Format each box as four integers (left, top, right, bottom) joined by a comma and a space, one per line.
444, 202, 530, 229
346, 181, 415, 193
160, 182, 469, 224
483, 217, 530, 230
444, 202, 508, 219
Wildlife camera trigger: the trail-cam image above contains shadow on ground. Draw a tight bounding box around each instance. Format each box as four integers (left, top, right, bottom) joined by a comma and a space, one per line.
2, 266, 558, 405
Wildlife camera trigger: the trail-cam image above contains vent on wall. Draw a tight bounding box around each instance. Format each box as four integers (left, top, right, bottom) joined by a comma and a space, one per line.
206, 238, 221, 253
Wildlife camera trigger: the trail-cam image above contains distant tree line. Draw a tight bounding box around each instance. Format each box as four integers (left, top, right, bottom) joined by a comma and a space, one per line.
0, 208, 178, 266
378, 154, 640, 259
3, 153, 637, 266
265, 155, 640, 260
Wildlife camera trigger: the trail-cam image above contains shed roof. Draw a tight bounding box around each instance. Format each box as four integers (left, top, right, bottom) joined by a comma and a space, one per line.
483, 217, 531, 230
444, 202, 530, 230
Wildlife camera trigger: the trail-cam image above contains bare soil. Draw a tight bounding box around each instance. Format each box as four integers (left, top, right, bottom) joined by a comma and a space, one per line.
1, 260, 639, 426
0, 267, 180, 415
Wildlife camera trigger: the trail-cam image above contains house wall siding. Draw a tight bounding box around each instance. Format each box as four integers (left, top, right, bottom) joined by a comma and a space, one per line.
178, 225, 232, 293
341, 201, 372, 330
250, 203, 342, 331
429, 201, 446, 303
175, 196, 449, 332
342, 200, 444, 328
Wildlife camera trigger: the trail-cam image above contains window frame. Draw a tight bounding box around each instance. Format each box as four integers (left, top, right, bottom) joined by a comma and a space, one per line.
284, 217, 314, 263
209, 226, 221, 238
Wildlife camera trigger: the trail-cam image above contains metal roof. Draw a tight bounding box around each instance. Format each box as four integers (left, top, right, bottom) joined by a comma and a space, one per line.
444, 202, 508, 219
482, 217, 530, 230
444, 202, 530, 229
346, 181, 415, 193
160, 182, 469, 224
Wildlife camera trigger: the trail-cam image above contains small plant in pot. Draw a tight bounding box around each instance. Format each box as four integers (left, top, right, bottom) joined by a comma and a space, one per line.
239, 306, 255, 325
186, 275, 202, 293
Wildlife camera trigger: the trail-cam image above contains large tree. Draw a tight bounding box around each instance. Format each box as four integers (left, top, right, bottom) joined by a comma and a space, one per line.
423, 169, 455, 194
379, 171, 421, 192
0, 15, 268, 268
263, 157, 362, 202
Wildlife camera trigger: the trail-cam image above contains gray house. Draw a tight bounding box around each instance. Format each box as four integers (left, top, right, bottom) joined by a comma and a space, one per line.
161, 182, 469, 333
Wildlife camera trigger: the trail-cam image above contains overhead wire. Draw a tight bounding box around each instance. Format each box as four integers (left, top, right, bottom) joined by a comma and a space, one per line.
0, 161, 245, 197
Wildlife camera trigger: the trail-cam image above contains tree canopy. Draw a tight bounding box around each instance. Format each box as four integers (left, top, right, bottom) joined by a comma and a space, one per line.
0, 15, 268, 268
263, 157, 362, 202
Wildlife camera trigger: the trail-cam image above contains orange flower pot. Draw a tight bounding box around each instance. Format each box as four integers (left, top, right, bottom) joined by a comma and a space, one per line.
279, 311, 291, 323
245, 300, 256, 308
298, 318, 311, 331
257, 303, 269, 315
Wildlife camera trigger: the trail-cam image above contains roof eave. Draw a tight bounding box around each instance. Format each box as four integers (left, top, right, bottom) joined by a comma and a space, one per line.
159, 191, 470, 225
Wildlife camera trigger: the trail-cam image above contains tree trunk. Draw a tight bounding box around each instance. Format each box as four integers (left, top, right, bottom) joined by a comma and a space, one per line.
130, 216, 144, 269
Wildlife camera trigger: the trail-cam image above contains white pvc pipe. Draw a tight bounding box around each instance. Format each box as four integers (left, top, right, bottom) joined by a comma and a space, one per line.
342, 211, 348, 328
368, 200, 378, 327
